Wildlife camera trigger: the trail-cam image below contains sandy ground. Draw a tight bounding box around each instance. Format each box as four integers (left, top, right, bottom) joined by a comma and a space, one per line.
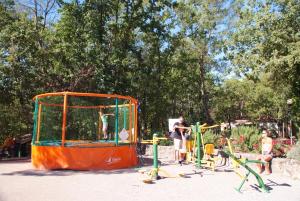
0, 159, 300, 201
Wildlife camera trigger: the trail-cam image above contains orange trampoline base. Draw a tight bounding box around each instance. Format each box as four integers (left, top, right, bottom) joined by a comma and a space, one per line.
32, 145, 138, 170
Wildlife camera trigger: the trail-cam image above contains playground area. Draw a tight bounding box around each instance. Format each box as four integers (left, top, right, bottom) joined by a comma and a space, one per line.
1, 92, 299, 201
1, 1, 300, 200
0, 158, 300, 201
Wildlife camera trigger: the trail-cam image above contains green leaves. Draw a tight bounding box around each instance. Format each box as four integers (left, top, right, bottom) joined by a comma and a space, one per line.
0, 0, 299, 143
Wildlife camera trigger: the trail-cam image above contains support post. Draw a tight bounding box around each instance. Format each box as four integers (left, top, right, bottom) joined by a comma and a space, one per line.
32, 98, 39, 145
129, 102, 132, 142
134, 102, 138, 143
196, 122, 201, 169
37, 103, 42, 142
115, 98, 119, 145
62, 94, 68, 147
153, 134, 158, 179
123, 107, 127, 130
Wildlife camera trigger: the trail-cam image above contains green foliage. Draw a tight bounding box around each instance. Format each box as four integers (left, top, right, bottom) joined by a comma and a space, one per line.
0, 0, 299, 147
213, 74, 292, 122
230, 126, 261, 153
202, 130, 219, 147
226, 0, 300, 117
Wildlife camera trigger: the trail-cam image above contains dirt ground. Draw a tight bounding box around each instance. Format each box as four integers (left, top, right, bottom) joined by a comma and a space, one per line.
0, 159, 300, 201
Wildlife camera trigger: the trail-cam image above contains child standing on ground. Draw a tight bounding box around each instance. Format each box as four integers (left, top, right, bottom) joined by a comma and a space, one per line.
177, 123, 191, 165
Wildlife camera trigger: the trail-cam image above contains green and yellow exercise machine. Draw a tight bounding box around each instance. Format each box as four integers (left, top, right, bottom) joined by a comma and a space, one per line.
140, 134, 186, 183
189, 122, 269, 193
139, 122, 269, 192
225, 138, 269, 193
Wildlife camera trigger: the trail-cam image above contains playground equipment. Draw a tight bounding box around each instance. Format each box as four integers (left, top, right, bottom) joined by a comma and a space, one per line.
31, 92, 138, 170
140, 134, 186, 183
225, 138, 269, 193
186, 123, 219, 170
187, 122, 269, 192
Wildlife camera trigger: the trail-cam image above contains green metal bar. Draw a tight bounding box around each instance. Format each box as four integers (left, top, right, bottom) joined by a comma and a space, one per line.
153, 134, 158, 179
246, 159, 266, 164
115, 98, 119, 145
123, 107, 127, 129
236, 171, 251, 193
32, 98, 39, 145
226, 151, 269, 193
196, 122, 201, 169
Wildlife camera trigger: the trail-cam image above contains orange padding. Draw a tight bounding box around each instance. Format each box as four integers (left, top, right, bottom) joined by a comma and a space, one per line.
32, 145, 138, 170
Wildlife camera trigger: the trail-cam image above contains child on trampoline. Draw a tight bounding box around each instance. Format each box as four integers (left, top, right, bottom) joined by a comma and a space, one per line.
99, 109, 114, 140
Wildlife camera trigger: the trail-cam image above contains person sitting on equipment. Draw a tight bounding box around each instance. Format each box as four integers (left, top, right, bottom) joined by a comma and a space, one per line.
256, 129, 273, 174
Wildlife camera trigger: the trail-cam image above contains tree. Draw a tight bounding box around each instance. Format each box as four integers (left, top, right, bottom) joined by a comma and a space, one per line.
227, 0, 300, 100
171, 0, 228, 124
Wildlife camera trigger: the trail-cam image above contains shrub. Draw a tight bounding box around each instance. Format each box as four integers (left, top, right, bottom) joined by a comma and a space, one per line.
202, 129, 219, 147
230, 126, 261, 153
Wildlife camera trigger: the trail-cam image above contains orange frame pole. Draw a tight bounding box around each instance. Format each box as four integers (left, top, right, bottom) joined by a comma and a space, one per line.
129, 101, 132, 143
34, 92, 137, 103
61, 94, 68, 147
134, 102, 138, 143
36, 103, 42, 142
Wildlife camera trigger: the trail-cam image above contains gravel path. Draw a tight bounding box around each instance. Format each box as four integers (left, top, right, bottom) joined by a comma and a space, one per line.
0, 160, 300, 201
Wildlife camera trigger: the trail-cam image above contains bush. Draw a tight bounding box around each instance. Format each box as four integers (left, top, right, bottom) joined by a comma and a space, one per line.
287, 142, 300, 160
230, 126, 261, 153
202, 129, 219, 147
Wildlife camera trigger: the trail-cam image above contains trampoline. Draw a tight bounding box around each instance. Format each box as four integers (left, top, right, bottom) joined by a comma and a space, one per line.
31, 92, 138, 170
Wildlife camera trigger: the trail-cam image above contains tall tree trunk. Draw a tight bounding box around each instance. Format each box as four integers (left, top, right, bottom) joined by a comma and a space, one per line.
199, 51, 213, 124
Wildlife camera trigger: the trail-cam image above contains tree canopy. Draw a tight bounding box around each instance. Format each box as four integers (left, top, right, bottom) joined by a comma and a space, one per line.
0, 0, 299, 142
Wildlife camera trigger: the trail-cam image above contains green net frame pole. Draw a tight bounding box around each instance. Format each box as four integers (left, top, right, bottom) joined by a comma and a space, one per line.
32, 98, 39, 145
153, 134, 158, 179
115, 98, 119, 145
123, 107, 127, 130
196, 122, 201, 168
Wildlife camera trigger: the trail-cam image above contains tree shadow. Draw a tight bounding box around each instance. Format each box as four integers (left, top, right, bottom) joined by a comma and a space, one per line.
1, 167, 140, 177
0, 157, 31, 163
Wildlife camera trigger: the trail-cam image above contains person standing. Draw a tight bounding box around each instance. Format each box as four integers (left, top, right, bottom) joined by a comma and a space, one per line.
171, 115, 189, 163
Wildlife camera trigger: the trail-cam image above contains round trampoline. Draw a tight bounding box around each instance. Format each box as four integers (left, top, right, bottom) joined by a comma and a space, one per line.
31, 92, 138, 170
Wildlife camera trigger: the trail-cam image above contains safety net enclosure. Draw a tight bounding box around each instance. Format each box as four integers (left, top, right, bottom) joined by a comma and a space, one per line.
31, 92, 138, 170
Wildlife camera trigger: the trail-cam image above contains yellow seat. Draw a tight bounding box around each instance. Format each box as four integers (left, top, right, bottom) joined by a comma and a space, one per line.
186, 140, 194, 152
204, 144, 214, 155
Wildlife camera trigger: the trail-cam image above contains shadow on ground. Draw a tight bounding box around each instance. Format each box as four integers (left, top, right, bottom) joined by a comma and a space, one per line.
1, 167, 140, 177
249, 179, 292, 193
0, 156, 168, 177
0, 157, 31, 163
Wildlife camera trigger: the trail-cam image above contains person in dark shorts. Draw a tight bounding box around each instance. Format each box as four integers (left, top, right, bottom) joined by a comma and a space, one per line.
170, 116, 189, 163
